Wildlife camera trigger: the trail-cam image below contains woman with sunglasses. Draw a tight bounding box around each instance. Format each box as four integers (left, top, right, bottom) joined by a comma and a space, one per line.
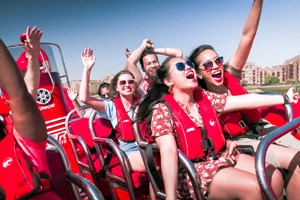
135, 56, 292, 199
79, 48, 146, 174
189, 45, 300, 199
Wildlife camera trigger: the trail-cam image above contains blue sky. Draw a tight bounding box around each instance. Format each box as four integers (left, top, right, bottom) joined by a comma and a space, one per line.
1, 0, 299, 81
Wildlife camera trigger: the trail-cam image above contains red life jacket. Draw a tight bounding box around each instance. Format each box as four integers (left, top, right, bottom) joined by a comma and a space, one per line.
113, 97, 139, 141
0, 133, 52, 200
139, 88, 225, 161
220, 72, 262, 137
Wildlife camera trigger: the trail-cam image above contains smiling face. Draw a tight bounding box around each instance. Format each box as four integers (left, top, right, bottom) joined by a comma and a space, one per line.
115, 73, 136, 97
164, 57, 198, 93
142, 54, 160, 79
195, 49, 224, 88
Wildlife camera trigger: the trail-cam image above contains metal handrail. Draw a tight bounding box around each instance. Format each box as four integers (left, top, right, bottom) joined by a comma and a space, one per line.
47, 136, 104, 200
132, 106, 204, 200
255, 117, 300, 200
88, 110, 139, 200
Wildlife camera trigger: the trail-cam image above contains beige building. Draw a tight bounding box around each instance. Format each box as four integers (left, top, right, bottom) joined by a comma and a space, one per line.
63, 75, 114, 95
242, 55, 300, 85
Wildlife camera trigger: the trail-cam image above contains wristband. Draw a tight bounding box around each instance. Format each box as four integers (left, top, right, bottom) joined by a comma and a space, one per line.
282, 94, 290, 104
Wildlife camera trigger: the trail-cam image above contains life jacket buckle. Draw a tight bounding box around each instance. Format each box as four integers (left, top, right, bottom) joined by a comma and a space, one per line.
239, 120, 247, 129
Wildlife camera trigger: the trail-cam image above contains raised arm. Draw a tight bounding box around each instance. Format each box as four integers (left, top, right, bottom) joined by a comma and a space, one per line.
126, 39, 154, 85
23, 26, 42, 99
0, 39, 46, 142
67, 88, 86, 118
227, 0, 263, 78
223, 87, 298, 113
79, 48, 105, 113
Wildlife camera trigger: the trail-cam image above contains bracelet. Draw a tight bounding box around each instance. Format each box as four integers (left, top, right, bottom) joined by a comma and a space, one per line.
282, 94, 290, 104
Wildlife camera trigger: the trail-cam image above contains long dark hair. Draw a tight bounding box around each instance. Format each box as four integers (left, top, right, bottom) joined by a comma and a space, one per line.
0, 119, 8, 141
189, 44, 216, 90
135, 57, 174, 126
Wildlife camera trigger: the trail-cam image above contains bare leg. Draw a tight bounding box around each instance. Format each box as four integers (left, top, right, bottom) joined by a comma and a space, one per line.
266, 145, 300, 200
128, 151, 146, 172
208, 154, 283, 200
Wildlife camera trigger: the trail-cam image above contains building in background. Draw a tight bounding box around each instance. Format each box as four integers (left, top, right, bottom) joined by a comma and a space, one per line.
63, 75, 114, 95
64, 55, 300, 90
242, 55, 300, 85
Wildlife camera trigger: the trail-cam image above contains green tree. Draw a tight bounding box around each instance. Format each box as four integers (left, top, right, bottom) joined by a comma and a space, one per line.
241, 80, 247, 86
264, 75, 280, 85
286, 79, 296, 84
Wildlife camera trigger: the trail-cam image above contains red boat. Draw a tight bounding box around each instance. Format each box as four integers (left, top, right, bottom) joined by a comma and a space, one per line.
2, 42, 300, 200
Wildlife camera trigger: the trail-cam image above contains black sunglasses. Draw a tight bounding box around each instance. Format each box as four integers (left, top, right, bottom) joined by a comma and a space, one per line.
201, 56, 224, 71
175, 60, 195, 71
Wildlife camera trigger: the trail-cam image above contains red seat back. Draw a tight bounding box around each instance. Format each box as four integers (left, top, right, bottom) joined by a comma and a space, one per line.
46, 146, 77, 199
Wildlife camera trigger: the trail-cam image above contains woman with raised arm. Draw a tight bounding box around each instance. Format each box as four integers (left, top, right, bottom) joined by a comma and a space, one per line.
135, 56, 293, 199
79, 48, 146, 173
189, 44, 300, 200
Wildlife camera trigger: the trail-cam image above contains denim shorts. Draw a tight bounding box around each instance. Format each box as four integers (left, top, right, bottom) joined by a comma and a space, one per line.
118, 140, 139, 158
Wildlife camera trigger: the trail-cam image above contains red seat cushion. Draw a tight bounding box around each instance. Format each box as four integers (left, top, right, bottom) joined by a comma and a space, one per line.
79, 144, 148, 188
69, 118, 94, 149
110, 165, 148, 188
260, 105, 286, 127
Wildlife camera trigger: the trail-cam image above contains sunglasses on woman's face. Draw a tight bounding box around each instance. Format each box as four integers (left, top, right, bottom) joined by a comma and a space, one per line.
118, 79, 135, 86
175, 60, 195, 71
201, 56, 224, 71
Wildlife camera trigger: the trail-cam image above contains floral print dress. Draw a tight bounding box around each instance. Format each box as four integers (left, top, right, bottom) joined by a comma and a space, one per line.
151, 91, 239, 199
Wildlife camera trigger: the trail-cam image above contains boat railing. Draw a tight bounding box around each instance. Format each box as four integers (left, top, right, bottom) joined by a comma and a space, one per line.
255, 116, 300, 200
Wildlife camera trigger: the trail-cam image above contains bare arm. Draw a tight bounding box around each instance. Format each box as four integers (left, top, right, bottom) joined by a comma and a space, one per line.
156, 134, 178, 199
126, 39, 153, 85
153, 47, 183, 58
79, 48, 105, 113
67, 88, 86, 118
227, 0, 263, 76
23, 26, 42, 99
223, 87, 298, 113
0, 39, 47, 142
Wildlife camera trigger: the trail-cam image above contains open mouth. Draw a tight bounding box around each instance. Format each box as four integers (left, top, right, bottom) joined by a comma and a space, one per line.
212, 70, 222, 82
186, 71, 195, 79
